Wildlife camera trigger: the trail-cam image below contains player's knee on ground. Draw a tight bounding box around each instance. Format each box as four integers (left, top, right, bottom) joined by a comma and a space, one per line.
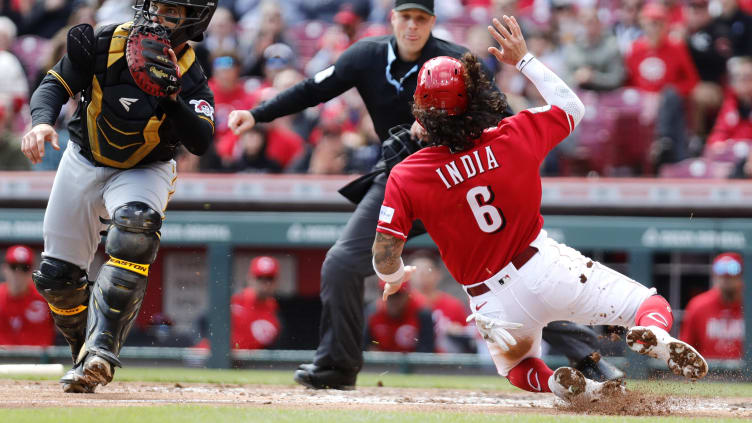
85, 202, 160, 366
507, 357, 553, 393
32, 257, 89, 361
634, 294, 673, 332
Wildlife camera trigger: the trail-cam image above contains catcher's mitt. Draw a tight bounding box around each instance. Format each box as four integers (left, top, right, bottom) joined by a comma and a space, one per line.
381, 124, 423, 173
126, 24, 181, 97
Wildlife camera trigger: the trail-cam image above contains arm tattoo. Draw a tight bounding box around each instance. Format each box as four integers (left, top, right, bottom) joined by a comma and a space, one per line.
372, 232, 405, 274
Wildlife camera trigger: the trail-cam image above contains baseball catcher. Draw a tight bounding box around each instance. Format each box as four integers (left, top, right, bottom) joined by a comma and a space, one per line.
22, 0, 217, 393
374, 15, 708, 404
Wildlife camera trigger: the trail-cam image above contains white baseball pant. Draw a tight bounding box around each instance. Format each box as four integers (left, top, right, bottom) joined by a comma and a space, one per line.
464, 230, 655, 376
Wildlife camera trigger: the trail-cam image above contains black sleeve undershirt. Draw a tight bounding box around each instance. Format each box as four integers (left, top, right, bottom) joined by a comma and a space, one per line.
159, 96, 214, 156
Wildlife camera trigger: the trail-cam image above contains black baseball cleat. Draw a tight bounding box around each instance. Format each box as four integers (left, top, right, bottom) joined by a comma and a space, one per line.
61, 362, 95, 393
575, 356, 625, 382
293, 364, 356, 390
82, 354, 115, 388
297, 363, 315, 373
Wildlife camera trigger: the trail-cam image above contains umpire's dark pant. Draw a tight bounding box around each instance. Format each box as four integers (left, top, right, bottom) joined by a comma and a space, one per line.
312, 173, 604, 373
313, 172, 389, 373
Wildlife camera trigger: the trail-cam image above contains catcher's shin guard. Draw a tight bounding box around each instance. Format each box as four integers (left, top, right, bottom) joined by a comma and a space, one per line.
32, 258, 89, 362
84, 202, 161, 367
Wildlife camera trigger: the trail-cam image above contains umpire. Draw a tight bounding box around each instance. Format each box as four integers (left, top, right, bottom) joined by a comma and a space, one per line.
230, 0, 621, 390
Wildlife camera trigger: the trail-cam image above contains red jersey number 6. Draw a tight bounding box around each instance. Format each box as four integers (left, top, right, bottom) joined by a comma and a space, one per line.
466, 185, 505, 234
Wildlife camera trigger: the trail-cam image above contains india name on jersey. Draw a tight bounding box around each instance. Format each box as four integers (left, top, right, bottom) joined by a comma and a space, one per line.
377, 105, 573, 285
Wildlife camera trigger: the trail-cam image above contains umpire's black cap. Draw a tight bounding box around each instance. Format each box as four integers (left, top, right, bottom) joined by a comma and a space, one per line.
394, 0, 434, 16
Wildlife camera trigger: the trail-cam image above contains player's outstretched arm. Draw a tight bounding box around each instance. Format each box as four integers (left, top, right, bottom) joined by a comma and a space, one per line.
22, 124, 60, 165
372, 232, 415, 300
488, 15, 585, 127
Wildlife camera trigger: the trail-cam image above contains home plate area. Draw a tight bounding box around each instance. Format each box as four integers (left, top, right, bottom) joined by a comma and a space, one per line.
0, 380, 750, 417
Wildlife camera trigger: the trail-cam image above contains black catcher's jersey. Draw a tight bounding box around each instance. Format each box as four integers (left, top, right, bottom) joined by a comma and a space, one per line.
30, 22, 215, 168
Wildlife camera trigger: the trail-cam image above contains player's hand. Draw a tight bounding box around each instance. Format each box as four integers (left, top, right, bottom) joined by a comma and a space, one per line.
410, 120, 427, 141
21, 123, 59, 164
381, 265, 416, 301
228, 110, 255, 135
487, 15, 528, 67
466, 313, 523, 352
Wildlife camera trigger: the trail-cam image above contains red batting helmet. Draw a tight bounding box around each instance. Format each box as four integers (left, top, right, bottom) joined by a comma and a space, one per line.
414, 56, 468, 116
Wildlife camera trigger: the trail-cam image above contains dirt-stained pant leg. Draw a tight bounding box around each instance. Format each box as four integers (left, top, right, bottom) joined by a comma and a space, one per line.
533, 236, 654, 328
313, 173, 388, 373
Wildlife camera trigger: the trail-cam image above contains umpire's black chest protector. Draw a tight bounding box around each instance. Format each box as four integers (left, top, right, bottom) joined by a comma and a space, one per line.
81, 22, 198, 168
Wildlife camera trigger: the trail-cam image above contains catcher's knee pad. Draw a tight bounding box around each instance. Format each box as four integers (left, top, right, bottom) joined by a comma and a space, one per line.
85, 202, 160, 366
105, 202, 161, 266
32, 258, 89, 361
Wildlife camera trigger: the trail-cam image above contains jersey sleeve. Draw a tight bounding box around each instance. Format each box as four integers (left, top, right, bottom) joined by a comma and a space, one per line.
161, 68, 216, 156
505, 105, 573, 163
376, 170, 414, 240
159, 81, 214, 156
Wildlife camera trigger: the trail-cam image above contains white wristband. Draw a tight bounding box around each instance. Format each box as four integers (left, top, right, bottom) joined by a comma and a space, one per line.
373, 257, 405, 283
515, 52, 535, 72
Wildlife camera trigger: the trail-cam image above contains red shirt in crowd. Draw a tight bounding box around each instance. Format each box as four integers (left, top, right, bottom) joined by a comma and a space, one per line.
217, 126, 304, 169
377, 106, 572, 284
428, 292, 468, 353
208, 79, 256, 152
625, 35, 699, 97
0, 282, 54, 346
741, 0, 752, 15
706, 94, 752, 147
367, 294, 427, 352
680, 288, 744, 359
230, 288, 280, 350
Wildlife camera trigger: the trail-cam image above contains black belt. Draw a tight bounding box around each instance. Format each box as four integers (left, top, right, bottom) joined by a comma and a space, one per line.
466, 245, 539, 297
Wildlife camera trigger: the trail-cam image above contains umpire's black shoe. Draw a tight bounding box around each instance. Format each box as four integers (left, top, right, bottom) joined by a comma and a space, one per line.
297, 363, 315, 372
576, 356, 625, 382
293, 364, 356, 390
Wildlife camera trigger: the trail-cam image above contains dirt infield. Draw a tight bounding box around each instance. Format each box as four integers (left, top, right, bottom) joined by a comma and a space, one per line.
0, 379, 750, 417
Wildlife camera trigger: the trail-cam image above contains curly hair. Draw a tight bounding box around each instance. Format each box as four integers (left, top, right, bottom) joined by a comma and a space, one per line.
412, 52, 508, 152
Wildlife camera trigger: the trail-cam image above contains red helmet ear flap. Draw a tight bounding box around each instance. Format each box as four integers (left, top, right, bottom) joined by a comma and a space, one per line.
414, 56, 468, 116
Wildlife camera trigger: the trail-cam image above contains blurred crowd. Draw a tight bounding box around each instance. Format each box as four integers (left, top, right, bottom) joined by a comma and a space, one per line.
0, 244, 744, 359
2, 0, 752, 177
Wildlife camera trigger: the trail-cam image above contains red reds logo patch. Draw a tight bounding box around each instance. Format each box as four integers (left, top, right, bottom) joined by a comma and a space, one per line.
190, 99, 214, 120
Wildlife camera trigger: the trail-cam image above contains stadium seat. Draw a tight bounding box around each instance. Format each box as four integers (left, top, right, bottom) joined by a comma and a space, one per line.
569, 88, 654, 176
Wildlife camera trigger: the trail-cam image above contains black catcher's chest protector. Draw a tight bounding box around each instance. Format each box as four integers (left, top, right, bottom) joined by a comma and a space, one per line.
83, 22, 198, 168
